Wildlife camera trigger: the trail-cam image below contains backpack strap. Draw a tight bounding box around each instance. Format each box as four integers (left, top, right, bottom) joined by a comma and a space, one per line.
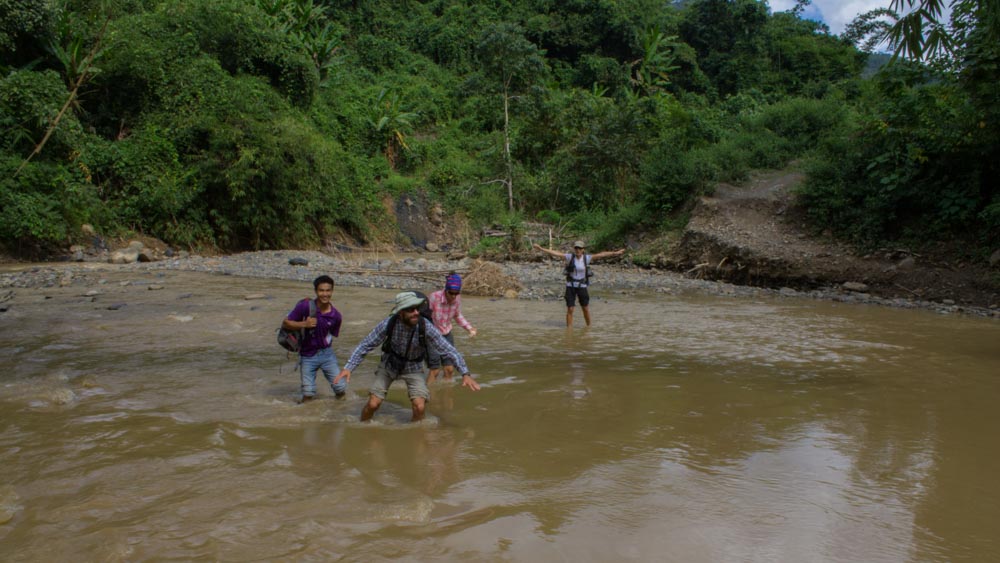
381, 315, 397, 354
381, 315, 427, 361
302, 298, 316, 344
565, 254, 592, 284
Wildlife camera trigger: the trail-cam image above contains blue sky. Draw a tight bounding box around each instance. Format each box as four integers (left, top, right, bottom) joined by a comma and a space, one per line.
769, 0, 891, 36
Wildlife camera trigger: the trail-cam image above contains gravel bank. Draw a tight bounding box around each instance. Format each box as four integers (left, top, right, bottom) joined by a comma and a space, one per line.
2, 250, 997, 318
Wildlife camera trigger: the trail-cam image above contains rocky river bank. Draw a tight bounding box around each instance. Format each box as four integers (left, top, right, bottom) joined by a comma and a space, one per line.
2, 249, 997, 318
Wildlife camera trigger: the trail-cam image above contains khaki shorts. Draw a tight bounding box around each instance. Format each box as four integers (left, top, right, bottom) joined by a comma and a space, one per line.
370, 364, 430, 401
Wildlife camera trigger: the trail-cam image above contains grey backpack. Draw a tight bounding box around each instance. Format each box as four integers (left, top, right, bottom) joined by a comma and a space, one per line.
277, 298, 316, 352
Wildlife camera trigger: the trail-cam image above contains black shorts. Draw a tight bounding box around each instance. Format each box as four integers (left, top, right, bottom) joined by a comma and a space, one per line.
426, 331, 455, 369
564, 286, 590, 307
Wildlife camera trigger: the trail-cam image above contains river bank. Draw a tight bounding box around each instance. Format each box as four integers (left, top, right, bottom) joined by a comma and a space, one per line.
2, 249, 997, 318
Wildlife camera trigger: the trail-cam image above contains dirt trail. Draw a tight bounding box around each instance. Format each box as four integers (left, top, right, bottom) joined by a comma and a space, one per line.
666, 169, 999, 308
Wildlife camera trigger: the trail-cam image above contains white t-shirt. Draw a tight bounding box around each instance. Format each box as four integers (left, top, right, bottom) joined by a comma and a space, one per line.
564, 253, 590, 288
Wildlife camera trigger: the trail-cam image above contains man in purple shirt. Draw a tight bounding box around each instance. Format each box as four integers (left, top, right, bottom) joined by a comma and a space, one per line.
282, 275, 346, 403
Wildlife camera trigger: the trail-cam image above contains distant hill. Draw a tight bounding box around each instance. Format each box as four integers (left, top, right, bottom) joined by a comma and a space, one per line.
862, 52, 892, 77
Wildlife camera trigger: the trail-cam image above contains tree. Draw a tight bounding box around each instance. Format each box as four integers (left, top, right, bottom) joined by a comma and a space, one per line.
678, 0, 770, 97
629, 26, 679, 97
0, 0, 57, 65
475, 23, 547, 211
367, 88, 417, 169
848, 0, 1000, 63
15, 9, 109, 176
812, 0, 1000, 248
255, 0, 341, 84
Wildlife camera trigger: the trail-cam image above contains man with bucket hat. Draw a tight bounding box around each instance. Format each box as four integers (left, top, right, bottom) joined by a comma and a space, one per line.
427, 272, 477, 384
335, 291, 480, 422
533, 240, 626, 327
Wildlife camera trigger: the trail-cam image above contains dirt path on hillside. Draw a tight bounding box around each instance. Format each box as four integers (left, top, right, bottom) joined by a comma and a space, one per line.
666, 169, 1000, 308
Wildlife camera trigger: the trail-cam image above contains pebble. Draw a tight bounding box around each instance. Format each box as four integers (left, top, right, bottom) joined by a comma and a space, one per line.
1, 250, 997, 318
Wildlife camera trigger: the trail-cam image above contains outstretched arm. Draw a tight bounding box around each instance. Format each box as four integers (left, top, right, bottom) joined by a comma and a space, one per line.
533, 243, 566, 259
334, 318, 391, 384
590, 248, 626, 260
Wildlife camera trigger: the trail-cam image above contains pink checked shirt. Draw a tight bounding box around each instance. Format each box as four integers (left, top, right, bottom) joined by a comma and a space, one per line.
429, 289, 473, 336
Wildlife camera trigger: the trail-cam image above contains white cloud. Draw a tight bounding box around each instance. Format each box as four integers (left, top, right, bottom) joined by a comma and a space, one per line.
769, 0, 890, 35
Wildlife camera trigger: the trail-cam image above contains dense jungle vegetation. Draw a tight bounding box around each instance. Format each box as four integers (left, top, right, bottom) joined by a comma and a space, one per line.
1, 0, 997, 259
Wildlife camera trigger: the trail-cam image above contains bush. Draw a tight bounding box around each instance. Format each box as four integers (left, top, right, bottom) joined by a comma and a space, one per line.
76, 124, 197, 240
464, 186, 506, 229
467, 234, 506, 257
93, 0, 318, 120
748, 96, 848, 157
535, 209, 562, 225
0, 69, 76, 153
639, 135, 713, 215
380, 173, 421, 194
354, 33, 411, 72
798, 64, 995, 249
590, 203, 643, 249
0, 156, 100, 252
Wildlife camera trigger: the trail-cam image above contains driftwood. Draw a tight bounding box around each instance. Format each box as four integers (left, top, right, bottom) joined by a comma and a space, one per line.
686, 262, 709, 276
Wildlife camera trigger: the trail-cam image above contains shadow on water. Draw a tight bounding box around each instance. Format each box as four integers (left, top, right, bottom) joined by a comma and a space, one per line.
1, 270, 999, 560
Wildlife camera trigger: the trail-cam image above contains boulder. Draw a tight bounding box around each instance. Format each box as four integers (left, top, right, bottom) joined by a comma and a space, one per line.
842, 281, 869, 293
289, 257, 309, 266
109, 248, 139, 264
990, 249, 1000, 268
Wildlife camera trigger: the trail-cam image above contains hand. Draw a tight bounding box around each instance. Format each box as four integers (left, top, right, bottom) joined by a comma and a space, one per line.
532, 243, 542, 250
616, 248, 626, 255
469, 327, 478, 338
334, 369, 351, 384
462, 373, 481, 391
304, 317, 318, 329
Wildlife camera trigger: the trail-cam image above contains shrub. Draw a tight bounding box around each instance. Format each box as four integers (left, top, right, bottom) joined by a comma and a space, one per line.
0, 69, 77, 153
354, 34, 411, 72
0, 156, 100, 252
639, 136, 713, 215
748, 96, 848, 157
467, 234, 506, 257
590, 203, 643, 249
465, 185, 506, 229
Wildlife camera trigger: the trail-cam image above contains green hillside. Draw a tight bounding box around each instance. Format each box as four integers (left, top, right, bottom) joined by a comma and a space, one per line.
2, 0, 997, 258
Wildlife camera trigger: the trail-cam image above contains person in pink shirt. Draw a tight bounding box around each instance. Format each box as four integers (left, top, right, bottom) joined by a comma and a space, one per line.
427, 273, 477, 383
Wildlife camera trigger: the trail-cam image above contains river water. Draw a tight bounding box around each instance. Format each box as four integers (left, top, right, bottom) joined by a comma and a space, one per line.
1, 269, 998, 561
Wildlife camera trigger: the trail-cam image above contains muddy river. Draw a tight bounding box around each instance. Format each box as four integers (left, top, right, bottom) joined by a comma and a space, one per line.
1, 269, 998, 561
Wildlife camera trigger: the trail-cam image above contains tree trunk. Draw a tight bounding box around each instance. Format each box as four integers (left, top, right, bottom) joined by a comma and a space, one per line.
502, 82, 514, 211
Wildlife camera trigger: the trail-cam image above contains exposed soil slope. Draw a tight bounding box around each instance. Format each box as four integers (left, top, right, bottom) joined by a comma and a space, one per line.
665, 169, 1000, 308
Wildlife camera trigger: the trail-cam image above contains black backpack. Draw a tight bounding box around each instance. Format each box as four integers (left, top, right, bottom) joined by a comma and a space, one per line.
277, 298, 316, 353
381, 290, 433, 362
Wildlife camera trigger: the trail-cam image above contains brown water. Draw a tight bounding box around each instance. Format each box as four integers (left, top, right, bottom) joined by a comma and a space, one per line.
1, 269, 999, 561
